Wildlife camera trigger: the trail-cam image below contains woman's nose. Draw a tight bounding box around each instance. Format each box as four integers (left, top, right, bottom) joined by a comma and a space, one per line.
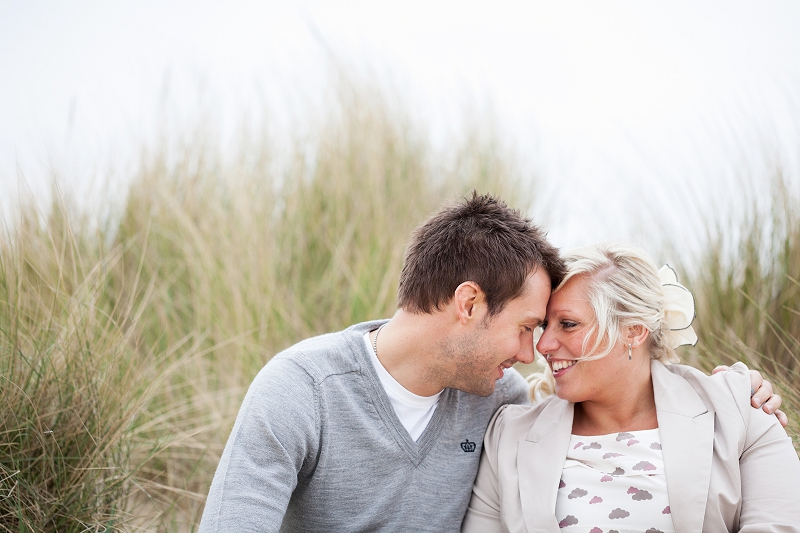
536, 329, 555, 354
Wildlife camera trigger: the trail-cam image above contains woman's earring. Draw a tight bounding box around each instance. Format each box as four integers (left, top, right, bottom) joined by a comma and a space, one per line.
627, 343, 633, 360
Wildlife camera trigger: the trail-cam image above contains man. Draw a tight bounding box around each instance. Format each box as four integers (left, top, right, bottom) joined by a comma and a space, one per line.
199, 193, 782, 532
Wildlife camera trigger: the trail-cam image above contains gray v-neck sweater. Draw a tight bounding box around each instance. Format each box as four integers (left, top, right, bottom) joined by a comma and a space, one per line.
199, 320, 529, 532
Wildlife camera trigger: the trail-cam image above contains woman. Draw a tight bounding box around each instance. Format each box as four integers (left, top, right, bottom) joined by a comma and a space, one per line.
462, 243, 800, 533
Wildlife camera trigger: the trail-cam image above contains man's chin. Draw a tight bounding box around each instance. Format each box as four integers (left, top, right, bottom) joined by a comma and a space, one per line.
459, 378, 497, 397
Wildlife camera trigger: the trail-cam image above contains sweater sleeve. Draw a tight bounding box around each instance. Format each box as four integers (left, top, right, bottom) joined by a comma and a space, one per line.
500, 368, 531, 406
199, 356, 319, 533
725, 362, 800, 532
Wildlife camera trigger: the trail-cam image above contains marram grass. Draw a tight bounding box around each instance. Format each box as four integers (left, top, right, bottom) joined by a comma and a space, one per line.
1, 93, 798, 530
1, 93, 529, 531
681, 172, 800, 450
0, 203, 162, 531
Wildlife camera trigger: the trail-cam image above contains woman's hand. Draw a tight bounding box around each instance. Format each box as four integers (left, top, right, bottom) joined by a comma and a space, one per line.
713, 365, 787, 427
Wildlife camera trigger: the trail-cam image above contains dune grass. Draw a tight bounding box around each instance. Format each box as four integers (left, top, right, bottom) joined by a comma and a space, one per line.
680, 172, 800, 448
1, 89, 798, 530
0, 200, 163, 531
1, 91, 529, 531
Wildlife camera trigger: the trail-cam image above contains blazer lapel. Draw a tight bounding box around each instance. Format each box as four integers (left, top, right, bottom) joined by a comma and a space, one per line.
517, 398, 574, 532
651, 361, 714, 533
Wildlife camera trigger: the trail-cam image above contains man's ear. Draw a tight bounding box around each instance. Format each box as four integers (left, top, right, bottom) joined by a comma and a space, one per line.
625, 324, 650, 347
453, 281, 485, 325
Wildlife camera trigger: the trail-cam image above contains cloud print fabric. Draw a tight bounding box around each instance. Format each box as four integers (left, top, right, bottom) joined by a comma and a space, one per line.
555, 428, 675, 532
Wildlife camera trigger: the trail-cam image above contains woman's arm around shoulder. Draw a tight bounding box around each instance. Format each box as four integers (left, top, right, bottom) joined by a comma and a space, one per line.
722, 363, 800, 532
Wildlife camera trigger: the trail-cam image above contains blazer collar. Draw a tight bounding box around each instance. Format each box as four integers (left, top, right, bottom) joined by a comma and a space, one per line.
518, 397, 574, 532
651, 360, 715, 533
651, 360, 708, 417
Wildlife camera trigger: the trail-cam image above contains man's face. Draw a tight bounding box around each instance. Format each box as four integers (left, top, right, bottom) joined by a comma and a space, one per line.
444, 269, 551, 396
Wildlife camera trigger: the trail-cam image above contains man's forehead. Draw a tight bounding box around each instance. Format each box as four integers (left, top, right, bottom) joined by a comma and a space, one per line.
524, 269, 554, 304
516, 288, 549, 322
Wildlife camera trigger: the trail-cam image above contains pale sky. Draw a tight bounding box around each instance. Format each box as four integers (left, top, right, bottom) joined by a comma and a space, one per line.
1, 1, 799, 252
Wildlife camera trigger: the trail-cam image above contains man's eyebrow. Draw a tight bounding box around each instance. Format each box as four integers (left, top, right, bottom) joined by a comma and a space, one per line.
523, 314, 544, 326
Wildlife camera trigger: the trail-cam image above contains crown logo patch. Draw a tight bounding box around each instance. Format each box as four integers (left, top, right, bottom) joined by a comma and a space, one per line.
460, 439, 476, 452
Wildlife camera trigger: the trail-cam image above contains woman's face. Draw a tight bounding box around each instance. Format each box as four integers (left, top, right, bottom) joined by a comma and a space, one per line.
535, 274, 628, 404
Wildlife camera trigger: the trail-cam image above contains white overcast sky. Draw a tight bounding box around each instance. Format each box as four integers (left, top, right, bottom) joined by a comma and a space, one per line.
1, 1, 799, 252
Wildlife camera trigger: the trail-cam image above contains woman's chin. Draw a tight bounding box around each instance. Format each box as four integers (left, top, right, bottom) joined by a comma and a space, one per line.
553, 384, 583, 403
554, 386, 571, 401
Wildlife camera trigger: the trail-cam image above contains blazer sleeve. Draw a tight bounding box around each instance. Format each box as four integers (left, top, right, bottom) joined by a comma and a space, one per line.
725, 363, 800, 532
462, 404, 509, 533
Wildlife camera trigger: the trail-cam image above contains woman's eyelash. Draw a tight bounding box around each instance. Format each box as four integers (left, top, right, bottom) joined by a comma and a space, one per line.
540, 320, 578, 331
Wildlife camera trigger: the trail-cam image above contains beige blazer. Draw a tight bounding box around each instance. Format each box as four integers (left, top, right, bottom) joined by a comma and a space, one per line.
462, 361, 800, 533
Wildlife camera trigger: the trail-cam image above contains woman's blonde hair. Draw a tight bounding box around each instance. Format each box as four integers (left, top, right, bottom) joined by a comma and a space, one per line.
527, 242, 679, 400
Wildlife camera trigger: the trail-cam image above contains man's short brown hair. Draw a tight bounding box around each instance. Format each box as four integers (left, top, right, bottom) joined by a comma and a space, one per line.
397, 192, 565, 316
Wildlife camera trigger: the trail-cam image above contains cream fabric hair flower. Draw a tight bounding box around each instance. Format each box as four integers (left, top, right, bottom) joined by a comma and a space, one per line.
658, 265, 698, 349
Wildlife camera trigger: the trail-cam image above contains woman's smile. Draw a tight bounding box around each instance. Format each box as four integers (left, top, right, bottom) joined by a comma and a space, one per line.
550, 359, 579, 376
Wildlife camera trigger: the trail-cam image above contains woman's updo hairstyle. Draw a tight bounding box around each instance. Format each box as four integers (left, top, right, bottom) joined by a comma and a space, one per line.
527, 243, 679, 401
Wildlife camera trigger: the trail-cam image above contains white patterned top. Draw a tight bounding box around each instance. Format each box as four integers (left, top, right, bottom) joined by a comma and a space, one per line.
555, 429, 675, 533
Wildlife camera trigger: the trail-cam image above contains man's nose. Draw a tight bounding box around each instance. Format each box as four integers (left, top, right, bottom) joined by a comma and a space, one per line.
516, 331, 536, 365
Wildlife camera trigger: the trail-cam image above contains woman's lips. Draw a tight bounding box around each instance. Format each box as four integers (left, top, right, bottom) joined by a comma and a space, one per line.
550, 359, 578, 377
